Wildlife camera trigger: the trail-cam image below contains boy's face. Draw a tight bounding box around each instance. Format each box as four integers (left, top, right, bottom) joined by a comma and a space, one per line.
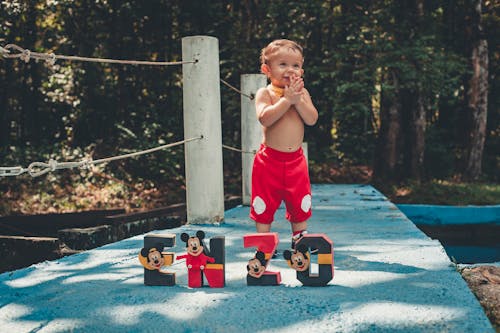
261, 48, 304, 88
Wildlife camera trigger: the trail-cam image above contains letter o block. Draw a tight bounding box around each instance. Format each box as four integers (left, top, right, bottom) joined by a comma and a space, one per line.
294, 234, 334, 286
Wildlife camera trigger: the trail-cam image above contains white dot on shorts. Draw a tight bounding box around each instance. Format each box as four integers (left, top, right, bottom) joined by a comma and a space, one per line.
253, 196, 266, 215
301, 194, 312, 213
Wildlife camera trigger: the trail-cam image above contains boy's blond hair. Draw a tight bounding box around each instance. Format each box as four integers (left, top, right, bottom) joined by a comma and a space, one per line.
260, 39, 304, 65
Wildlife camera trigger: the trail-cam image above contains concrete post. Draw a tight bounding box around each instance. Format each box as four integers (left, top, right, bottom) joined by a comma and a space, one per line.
302, 142, 308, 165
241, 74, 267, 206
182, 36, 224, 224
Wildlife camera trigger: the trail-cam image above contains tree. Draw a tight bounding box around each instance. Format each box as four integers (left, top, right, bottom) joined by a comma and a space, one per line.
373, 0, 467, 182
0, 0, 497, 190
464, 0, 489, 180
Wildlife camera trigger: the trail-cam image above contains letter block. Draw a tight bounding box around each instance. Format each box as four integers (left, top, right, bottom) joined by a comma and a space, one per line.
203, 236, 226, 288
243, 233, 281, 286
139, 234, 176, 286
291, 234, 334, 286
176, 231, 225, 288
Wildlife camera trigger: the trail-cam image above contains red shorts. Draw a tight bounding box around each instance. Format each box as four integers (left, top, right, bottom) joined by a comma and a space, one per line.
250, 144, 312, 224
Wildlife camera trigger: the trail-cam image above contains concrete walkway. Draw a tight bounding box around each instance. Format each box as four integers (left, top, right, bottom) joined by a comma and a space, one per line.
0, 184, 493, 332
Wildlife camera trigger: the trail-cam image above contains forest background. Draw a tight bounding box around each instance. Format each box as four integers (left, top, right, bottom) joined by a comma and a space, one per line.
0, 0, 498, 215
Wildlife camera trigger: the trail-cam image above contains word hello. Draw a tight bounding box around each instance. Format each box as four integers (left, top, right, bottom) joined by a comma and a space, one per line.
138, 230, 334, 288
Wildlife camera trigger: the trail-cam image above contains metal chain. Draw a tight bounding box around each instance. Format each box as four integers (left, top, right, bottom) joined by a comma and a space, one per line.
0, 136, 203, 178
0, 166, 27, 177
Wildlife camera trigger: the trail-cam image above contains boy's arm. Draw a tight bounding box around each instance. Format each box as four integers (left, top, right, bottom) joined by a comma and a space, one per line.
255, 87, 293, 127
294, 88, 318, 126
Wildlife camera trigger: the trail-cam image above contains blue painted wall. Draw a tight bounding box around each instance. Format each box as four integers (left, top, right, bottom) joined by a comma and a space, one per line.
397, 204, 500, 226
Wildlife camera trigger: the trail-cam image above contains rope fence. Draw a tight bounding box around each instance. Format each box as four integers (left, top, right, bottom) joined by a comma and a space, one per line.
222, 144, 256, 154
1, 44, 253, 100
0, 136, 202, 178
1, 36, 263, 223
220, 79, 254, 100
0, 43, 196, 66
0, 36, 258, 214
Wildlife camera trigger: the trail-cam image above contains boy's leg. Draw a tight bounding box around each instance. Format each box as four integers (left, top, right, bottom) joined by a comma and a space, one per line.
256, 222, 272, 233
291, 222, 318, 254
291, 221, 307, 234
291, 222, 308, 250
283, 151, 312, 250
250, 147, 281, 226
284, 152, 312, 225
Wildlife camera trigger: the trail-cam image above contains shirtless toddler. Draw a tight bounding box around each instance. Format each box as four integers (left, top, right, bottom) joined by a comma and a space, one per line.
250, 39, 318, 246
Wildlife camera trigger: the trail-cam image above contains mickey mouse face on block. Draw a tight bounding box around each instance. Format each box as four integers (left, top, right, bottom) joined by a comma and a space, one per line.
139, 244, 165, 270
180, 231, 205, 257
283, 244, 310, 272
147, 248, 165, 269
247, 251, 267, 278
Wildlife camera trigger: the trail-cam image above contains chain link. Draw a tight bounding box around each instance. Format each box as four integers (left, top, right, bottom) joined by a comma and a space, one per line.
0, 166, 28, 177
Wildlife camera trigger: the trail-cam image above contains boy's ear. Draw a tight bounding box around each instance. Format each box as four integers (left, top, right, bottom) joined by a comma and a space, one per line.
261, 63, 270, 76
300, 68, 304, 77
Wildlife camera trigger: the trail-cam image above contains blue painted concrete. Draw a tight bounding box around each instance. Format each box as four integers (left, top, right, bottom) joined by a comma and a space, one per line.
398, 203, 500, 264
398, 204, 500, 225
0, 185, 494, 332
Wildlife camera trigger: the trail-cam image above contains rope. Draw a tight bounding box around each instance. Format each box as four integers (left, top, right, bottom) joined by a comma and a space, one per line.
0, 136, 203, 178
220, 79, 254, 100
1, 44, 259, 102
1, 44, 197, 66
0, 43, 260, 172
0, 45, 9, 55
222, 144, 256, 154
91, 136, 202, 165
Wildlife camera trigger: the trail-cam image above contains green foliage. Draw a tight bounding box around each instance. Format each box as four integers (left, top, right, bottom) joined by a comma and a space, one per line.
378, 180, 500, 205
0, 0, 498, 210
424, 126, 457, 179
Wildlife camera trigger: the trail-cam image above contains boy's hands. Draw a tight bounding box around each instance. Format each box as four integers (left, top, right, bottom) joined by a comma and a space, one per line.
284, 74, 304, 105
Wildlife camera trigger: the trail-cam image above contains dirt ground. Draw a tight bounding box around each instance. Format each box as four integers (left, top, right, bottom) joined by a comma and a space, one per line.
460, 265, 500, 331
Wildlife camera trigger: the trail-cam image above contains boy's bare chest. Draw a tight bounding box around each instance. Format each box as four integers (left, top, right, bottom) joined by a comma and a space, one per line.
268, 106, 304, 133
270, 96, 301, 122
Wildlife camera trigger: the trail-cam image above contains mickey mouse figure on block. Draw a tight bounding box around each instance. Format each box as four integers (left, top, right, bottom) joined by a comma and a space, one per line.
176, 230, 217, 288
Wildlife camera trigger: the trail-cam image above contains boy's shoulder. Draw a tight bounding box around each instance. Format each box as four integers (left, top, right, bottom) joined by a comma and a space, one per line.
255, 86, 273, 99
257, 85, 272, 93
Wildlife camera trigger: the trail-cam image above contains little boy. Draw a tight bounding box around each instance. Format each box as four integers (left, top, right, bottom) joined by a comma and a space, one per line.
250, 39, 318, 248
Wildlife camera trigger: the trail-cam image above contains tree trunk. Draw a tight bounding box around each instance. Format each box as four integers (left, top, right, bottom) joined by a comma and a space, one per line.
413, 92, 426, 177
400, 87, 426, 183
410, 0, 426, 180
402, 0, 426, 181
464, 0, 489, 180
375, 0, 427, 182
373, 70, 402, 181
